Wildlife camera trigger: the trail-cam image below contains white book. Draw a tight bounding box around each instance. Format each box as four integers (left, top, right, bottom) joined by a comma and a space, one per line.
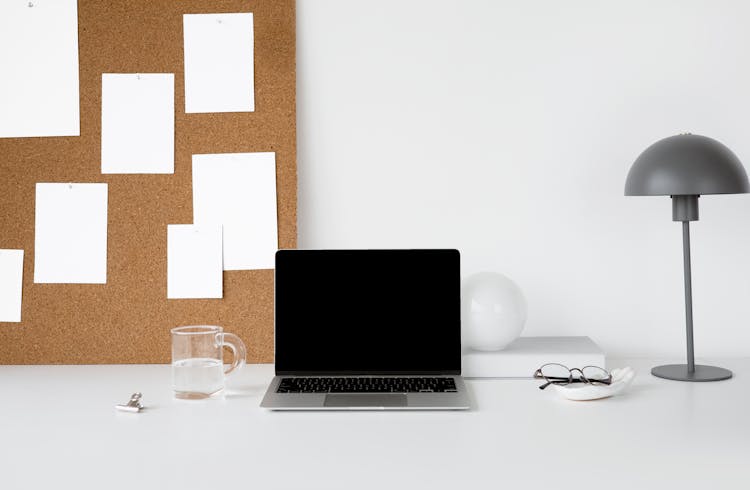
462, 336, 605, 378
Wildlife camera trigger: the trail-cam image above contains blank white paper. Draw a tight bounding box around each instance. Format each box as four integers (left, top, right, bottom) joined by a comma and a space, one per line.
0, 0, 79, 138
102, 73, 175, 174
192, 153, 278, 270
0, 250, 24, 323
183, 13, 254, 113
167, 224, 223, 299
34, 183, 108, 284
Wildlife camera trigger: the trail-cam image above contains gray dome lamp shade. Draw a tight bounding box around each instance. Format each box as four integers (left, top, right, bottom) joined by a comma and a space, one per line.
625, 134, 749, 382
625, 134, 749, 196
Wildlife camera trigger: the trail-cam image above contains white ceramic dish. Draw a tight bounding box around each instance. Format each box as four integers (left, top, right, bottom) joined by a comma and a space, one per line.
551, 366, 636, 401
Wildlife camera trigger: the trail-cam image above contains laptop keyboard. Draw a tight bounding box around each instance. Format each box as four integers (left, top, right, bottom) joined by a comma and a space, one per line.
276, 377, 457, 394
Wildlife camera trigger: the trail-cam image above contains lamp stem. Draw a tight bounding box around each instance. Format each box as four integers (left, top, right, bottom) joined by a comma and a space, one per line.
682, 221, 696, 373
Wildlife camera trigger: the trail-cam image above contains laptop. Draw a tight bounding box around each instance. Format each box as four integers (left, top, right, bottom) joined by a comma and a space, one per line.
261, 249, 470, 410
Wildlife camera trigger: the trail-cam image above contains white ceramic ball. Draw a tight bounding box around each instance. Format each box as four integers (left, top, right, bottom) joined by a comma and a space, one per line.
462, 272, 527, 351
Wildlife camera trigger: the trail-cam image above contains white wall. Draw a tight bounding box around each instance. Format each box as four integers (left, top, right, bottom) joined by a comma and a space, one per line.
296, 0, 750, 358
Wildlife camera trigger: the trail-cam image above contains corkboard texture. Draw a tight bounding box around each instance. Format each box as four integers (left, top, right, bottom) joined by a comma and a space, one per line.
0, 0, 296, 364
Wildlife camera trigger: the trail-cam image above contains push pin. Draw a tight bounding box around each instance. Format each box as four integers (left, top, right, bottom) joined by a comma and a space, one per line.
116, 392, 144, 413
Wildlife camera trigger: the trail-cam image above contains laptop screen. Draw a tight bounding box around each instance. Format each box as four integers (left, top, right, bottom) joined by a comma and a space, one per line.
274, 249, 461, 375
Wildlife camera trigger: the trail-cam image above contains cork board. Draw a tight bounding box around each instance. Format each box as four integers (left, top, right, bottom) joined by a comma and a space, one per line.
0, 0, 296, 364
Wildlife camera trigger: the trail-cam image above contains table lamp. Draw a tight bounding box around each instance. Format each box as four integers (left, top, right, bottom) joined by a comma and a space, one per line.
625, 134, 749, 381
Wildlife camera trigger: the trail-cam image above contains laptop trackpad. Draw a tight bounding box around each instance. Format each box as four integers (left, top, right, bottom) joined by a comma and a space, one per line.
324, 394, 407, 408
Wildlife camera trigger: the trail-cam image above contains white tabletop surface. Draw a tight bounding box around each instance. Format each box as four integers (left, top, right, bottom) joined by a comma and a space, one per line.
1, 358, 747, 490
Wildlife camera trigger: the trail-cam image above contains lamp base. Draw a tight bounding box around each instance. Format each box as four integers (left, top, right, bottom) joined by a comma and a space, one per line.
651, 364, 732, 382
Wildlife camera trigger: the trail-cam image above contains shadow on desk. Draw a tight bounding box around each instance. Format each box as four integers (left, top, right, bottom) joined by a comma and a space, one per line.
225, 382, 269, 399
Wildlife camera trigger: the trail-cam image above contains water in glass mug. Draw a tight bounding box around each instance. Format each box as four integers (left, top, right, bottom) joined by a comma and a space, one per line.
173, 358, 224, 397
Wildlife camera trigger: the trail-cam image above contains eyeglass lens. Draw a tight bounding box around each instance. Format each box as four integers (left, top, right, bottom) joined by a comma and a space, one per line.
581, 366, 609, 382
539, 363, 572, 384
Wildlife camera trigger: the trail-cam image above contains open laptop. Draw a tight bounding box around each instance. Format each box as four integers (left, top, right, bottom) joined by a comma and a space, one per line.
260, 249, 470, 410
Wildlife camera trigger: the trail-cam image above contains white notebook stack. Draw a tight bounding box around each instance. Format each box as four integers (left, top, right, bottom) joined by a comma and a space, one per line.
462, 336, 606, 378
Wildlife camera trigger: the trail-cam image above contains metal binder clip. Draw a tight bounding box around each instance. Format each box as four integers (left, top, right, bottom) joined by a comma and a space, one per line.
116, 392, 144, 413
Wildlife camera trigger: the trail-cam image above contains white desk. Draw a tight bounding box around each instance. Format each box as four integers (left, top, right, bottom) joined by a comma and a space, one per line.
1, 359, 747, 490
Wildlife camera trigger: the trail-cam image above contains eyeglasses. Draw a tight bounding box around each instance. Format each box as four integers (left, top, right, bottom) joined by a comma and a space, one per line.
533, 363, 612, 390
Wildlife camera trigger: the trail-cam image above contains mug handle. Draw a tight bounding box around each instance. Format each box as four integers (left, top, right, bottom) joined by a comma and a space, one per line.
218, 332, 246, 377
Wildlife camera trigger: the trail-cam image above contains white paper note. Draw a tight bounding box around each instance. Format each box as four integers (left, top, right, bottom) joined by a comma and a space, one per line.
34, 183, 108, 284
192, 153, 278, 270
183, 13, 254, 113
0, 250, 24, 323
167, 224, 223, 299
102, 74, 175, 174
0, 0, 80, 138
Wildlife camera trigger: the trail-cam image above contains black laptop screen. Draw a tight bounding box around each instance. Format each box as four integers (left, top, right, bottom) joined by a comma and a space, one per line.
274, 249, 461, 375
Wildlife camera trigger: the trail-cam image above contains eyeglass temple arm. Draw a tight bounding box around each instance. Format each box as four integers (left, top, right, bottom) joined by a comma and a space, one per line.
536, 377, 613, 390
536, 375, 569, 390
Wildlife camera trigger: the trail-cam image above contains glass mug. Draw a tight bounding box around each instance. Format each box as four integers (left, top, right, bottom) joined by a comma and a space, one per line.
171, 325, 247, 399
